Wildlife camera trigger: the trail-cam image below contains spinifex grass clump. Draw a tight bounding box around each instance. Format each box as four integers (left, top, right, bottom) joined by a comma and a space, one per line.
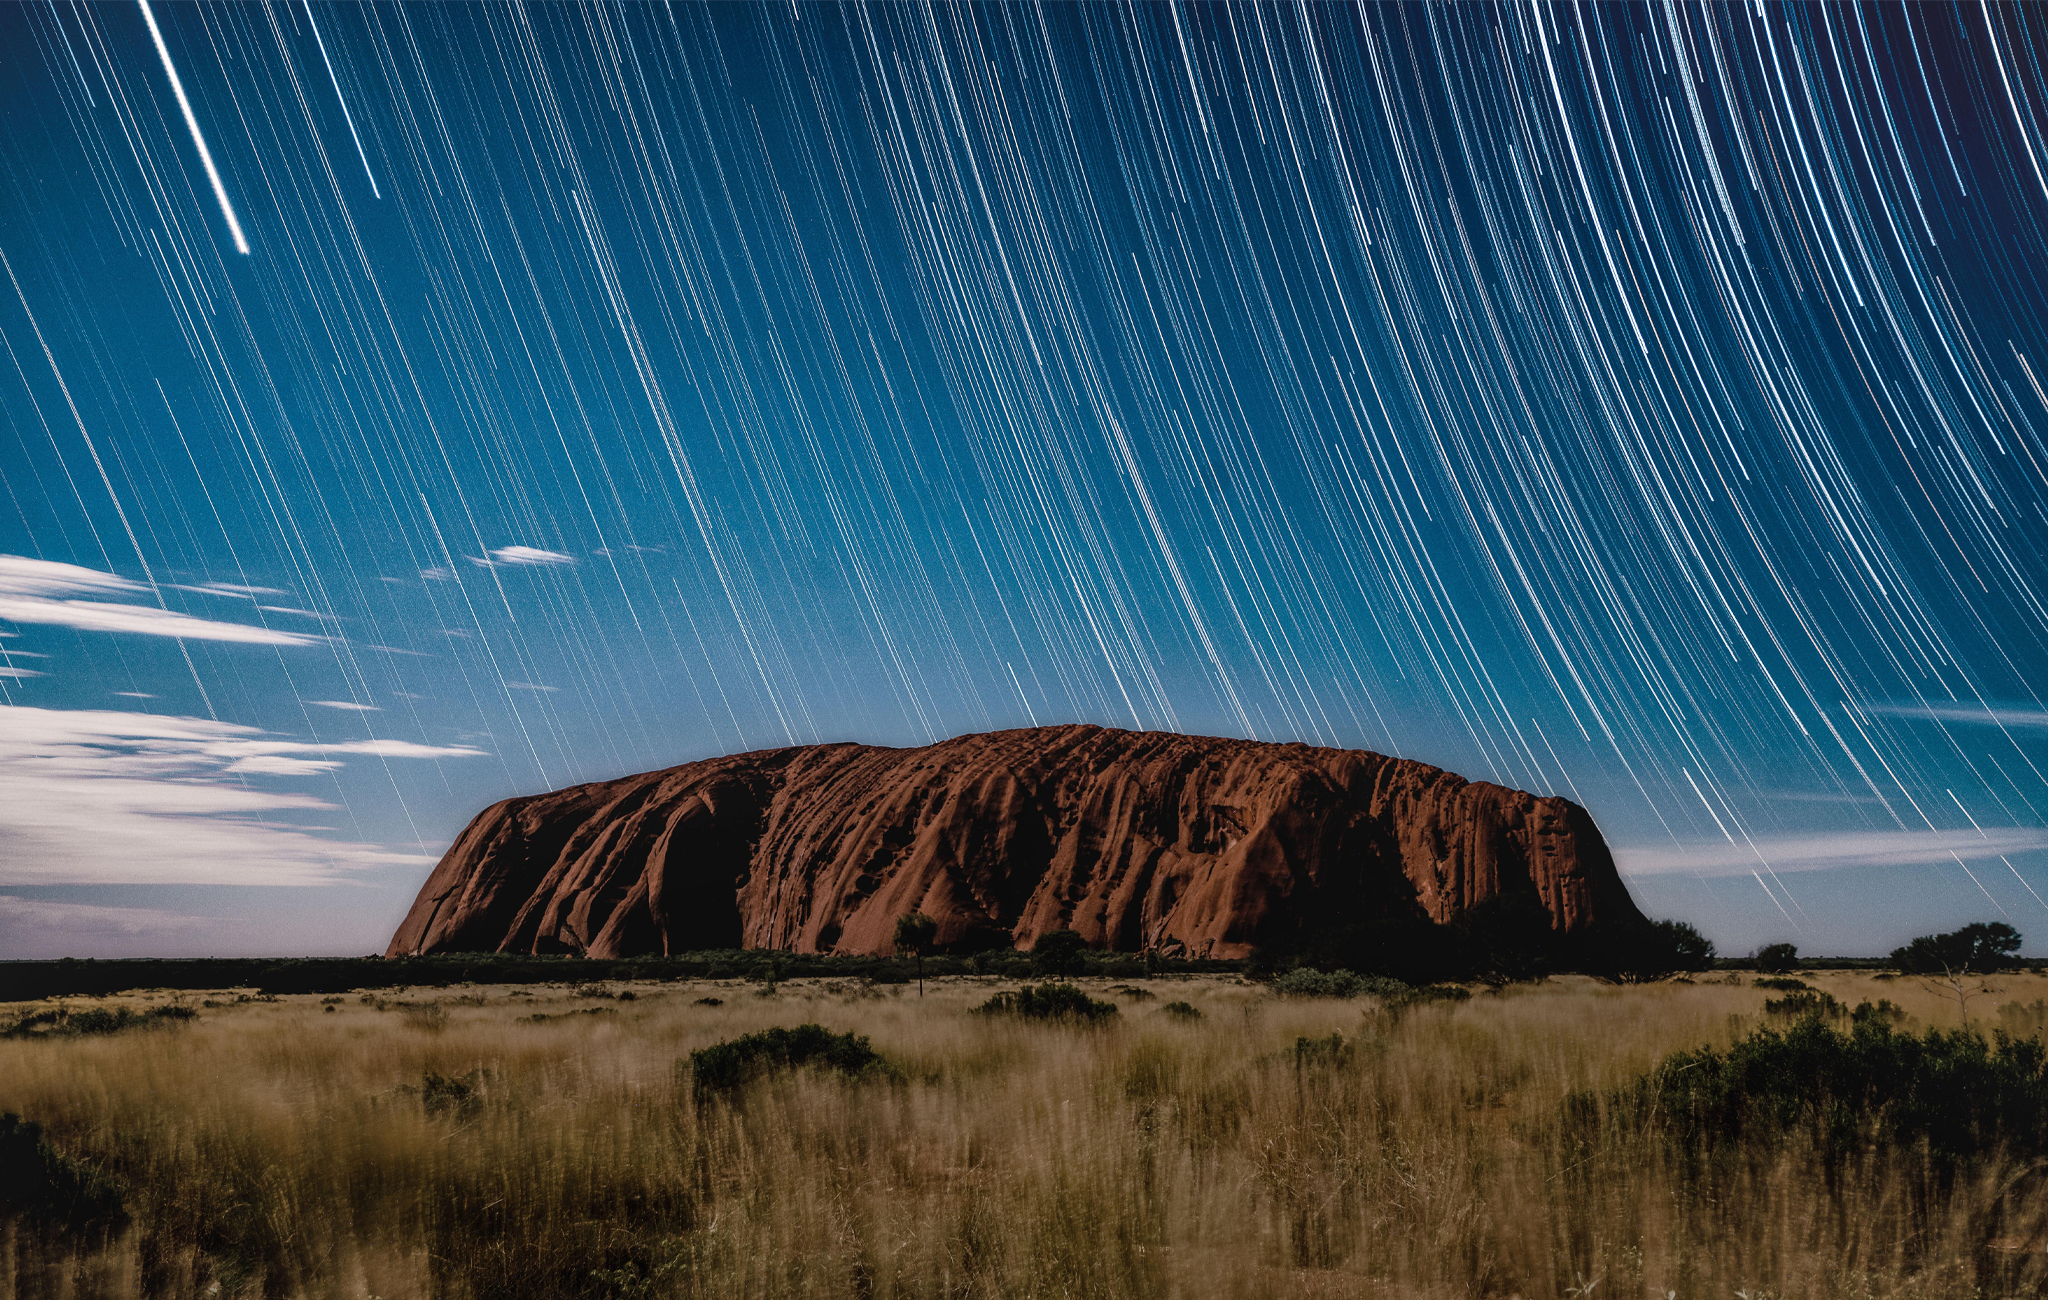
3, 1004, 196, 1039
972, 982, 1118, 1021
0, 1113, 127, 1237
1639, 1013, 2048, 1162
688, 1023, 887, 1095
1763, 988, 1844, 1020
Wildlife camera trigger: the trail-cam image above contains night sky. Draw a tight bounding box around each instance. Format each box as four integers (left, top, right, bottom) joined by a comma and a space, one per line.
4, 2, 2048, 959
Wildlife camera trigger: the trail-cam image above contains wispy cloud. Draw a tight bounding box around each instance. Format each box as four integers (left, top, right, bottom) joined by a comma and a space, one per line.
170, 582, 287, 598
1863, 701, 2048, 730
309, 700, 379, 712
1618, 827, 2048, 877
487, 546, 575, 567
0, 667, 44, 679
0, 895, 213, 936
504, 681, 558, 692
0, 706, 487, 886
0, 556, 317, 646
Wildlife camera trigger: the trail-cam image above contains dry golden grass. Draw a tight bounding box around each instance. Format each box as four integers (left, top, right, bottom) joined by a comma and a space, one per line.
4, 971, 2047, 1299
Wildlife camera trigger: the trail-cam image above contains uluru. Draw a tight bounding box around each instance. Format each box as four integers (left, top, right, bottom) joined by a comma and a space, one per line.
388, 724, 1643, 960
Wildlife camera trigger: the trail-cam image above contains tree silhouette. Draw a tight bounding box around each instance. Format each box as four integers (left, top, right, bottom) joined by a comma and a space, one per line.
893, 912, 938, 996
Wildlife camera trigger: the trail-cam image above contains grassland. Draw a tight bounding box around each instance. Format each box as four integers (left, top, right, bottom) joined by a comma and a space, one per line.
3, 971, 2046, 1299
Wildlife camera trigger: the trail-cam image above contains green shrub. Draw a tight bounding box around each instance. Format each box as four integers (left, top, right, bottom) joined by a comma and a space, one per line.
1753, 977, 1811, 992
1852, 998, 1909, 1028
973, 983, 1118, 1022
1159, 1000, 1203, 1021
0, 1113, 127, 1236
688, 1024, 888, 1095
1638, 1015, 2048, 1162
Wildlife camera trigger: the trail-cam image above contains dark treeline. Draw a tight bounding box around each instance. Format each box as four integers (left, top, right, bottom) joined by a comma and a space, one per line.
0, 950, 1240, 1002
0, 918, 2032, 1001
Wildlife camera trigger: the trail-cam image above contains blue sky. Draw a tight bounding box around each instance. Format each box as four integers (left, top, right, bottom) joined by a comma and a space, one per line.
4, 2, 2048, 959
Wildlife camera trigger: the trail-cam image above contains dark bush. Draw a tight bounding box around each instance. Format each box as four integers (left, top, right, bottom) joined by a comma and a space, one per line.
421, 1071, 481, 1116
688, 1024, 888, 1095
1293, 1032, 1352, 1067
1891, 922, 2022, 975
1852, 998, 1909, 1028
1572, 918, 1716, 981
973, 983, 1118, 1022
1030, 929, 1090, 977
1754, 977, 1811, 992
0, 1113, 127, 1236
1752, 942, 1798, 974
694, 997, 724, 1007
1639, 1015, 2048, 1162
1159, 1000, 1203, 1021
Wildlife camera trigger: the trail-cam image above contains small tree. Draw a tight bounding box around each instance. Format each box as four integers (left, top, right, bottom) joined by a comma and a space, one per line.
1891, 922, 2021, 1025
893, 912, 938, 997
1752, 942, 1798, 975
1889, 922, 2021, 976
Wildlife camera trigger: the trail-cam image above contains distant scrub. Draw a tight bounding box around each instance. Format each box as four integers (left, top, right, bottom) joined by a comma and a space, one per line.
973, 983, 1118, 1022
3, 1004, 196, 1039
1273, 968, 1405, 998
688, 1024, 888, 1095
1159, 1000, 1203, 1021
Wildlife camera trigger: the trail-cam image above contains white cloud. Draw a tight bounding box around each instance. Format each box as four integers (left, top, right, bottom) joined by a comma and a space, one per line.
0, 667, 43, 679
111, 691, 156, 699
170, 582, 286, 598
488, 546, 575, 567
504, 681, 557, 692
259, 606, 342, 620
1617, 827, 2048, 877
309, 700, 379, 711
224, 756, 342, 776
0, 705, 488, 886
1864, 701, 2048, 730
0, 556, 317, 646
0, 555, 137, 599
420, 566, 455, 582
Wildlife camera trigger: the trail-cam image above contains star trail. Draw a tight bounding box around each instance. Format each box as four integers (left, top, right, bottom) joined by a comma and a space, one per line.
3, 2, 2048, 956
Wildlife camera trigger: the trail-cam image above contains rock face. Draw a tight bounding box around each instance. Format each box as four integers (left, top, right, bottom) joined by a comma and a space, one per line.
387, 724, 1642, 960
